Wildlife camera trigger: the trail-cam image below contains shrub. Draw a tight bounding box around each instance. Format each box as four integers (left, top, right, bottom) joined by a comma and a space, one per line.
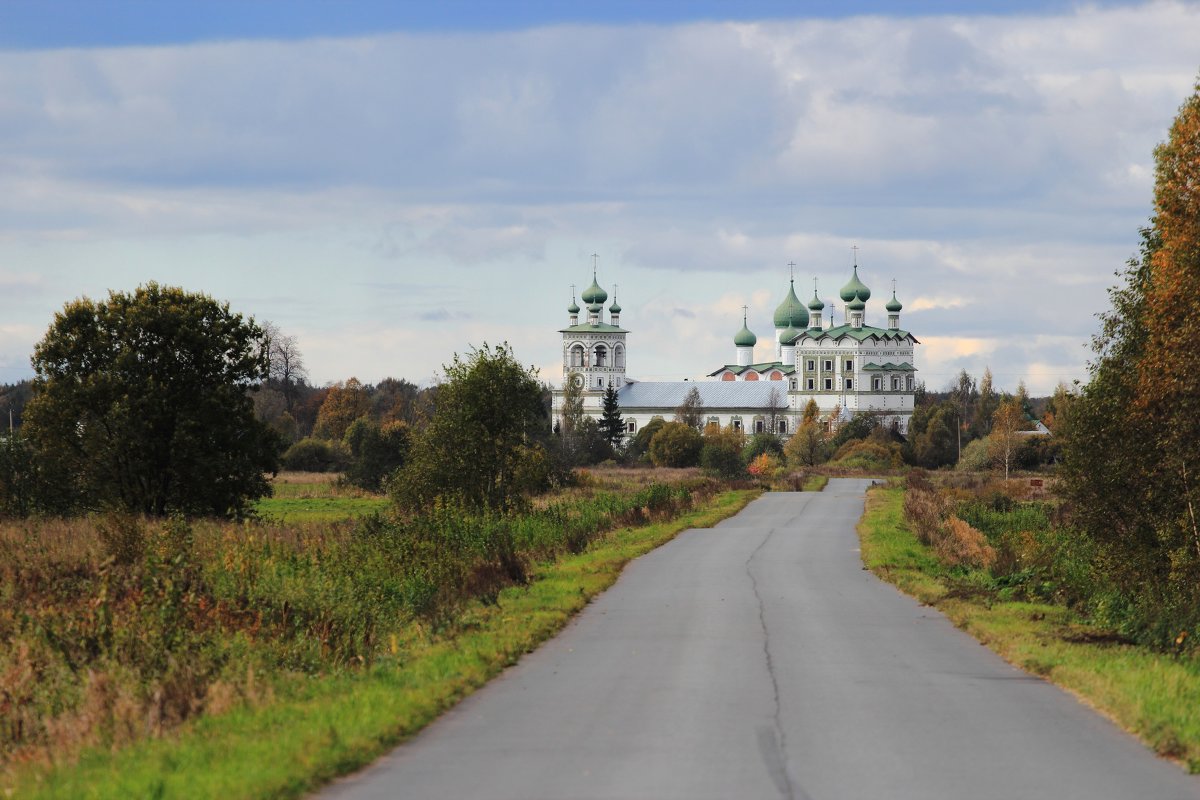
281, 437, 351, 472
936, 516, 998, 569
700, 425, 745, 479
648, 422, 703, 468
343, 418, 410, 491
743, 433, 783, 463
747, 452, 782, 478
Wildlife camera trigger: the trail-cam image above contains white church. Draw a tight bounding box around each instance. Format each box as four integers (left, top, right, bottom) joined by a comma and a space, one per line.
551, 260, 918, 439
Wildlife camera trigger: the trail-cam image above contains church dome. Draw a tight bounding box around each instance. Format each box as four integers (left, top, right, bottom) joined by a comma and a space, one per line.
839, 265, 871, 303
581, 276, 608, 304
587, 302, 603, 315
847, 296, 866, 312
779, 324, 802, 346
609, 299, 622, 314
773, 280, 809, 329
886, 290, 902, 313
808, 290, 825, 311
568, 299, 580, 314
734, 320, 757, 347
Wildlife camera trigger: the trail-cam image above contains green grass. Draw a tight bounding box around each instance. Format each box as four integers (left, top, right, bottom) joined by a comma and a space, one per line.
253, 495, 390, 522
801, 474, 828, 492
859, 485, 1200, 773
9, 488, 761, 799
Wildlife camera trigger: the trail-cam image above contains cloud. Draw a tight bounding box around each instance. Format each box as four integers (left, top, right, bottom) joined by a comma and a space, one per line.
0, 4, 1195, 397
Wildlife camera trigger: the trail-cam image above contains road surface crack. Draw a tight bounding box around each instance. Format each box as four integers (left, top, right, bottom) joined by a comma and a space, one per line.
746, 524, 801, 800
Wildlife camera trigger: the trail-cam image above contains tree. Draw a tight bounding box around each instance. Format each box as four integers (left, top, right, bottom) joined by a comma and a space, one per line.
648, 421, 703, 468
785, 419, 828, 467
313, 377, 371, 441
598, 385, 624, 448
972, 367, 999, 437
560, 372, 585, 435
22, 283, 281, 517
391, 343, 549, 512
905, 402, 957, 469
990, 399, 1024, 479
262, 321, 307, 412
700, 423, 745, 478
766, 386, 785, 434
343, 418, 411, 491
948, 369, 977, 461
674, 386, 704, 429
627, 417, 666, 462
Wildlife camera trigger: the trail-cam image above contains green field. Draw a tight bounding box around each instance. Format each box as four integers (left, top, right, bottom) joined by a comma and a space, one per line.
253, 472, 390, 521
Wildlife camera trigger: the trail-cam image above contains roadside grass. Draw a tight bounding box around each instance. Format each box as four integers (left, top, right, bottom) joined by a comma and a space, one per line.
801, 474, 829, 492
859, 484, 1200, 773
9, 488, 760, 799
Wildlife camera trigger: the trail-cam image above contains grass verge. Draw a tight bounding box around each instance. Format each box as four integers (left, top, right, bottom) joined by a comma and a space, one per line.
801, 474, 829, 492
11, 488, 760, 799
859, 484, 1200, 773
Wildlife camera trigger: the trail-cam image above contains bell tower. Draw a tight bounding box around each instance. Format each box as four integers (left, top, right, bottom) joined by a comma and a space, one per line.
561, 256, 628, 393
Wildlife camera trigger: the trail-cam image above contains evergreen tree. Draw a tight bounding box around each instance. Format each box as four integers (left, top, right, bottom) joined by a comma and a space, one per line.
598, 385, 624, 447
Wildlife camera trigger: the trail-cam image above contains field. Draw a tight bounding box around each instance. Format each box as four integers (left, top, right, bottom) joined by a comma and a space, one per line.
1, 468, 758, 798
252, 472, 390, 522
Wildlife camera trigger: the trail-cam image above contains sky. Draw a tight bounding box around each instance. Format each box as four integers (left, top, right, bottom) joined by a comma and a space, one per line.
0, 1, 1196, 396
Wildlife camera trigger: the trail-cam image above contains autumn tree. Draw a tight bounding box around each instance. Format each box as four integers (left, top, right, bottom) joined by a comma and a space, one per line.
785, 399, 828, 467
313, 377, 371, 441
989, 399, 1024, 480
674, 386, 705, 429
22, 284, 281, 517
648, 421, 703, 468
973, 367, 999, 437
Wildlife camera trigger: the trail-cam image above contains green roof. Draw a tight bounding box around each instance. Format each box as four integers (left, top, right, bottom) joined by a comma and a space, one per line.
885, 290, 902, 313
581, 276, 608, 304
708, 362, 796, 377
839, 265, 871, 303
862, 362, 917, 372
560, 322, 628, 334
797, 324, 918, 344
734, 322, 757, 347
808, 289, 825, 311
568, 300, 580, 313
609, 300, 622, 314
773, 280, 809, 329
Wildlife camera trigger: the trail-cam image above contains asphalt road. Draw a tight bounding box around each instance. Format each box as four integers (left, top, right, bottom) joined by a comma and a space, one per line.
320, 479, 1200, 800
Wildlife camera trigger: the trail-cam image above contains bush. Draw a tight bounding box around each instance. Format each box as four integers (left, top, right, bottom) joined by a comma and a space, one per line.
648, 422, 703, 468
627, 418, 666, 461
831, 439, 903, 471
743, 433, 783, 463
699, 425, 745, 479
343, 418, 411, 491
956, 436, 992, 471
936, 516, 998, 569
281, 437, 351, 472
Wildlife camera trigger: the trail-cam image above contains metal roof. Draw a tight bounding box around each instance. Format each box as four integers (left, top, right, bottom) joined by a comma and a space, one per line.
617, 381, 787, 410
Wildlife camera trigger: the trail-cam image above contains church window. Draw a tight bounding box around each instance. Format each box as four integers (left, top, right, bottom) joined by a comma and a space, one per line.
845, 378, 853, 390
745, 372, 759, 381
790, 379, 797, 390
891, 376, 899, 390
570, 344, 584, 368
823, 359, 833, 372
732, 419, 742, 431
593, 344, 607, 367
707, 416, 720, 429
906, 376, 914, 390
627, 420, 637, 433
614, 345, 625, 368
755, 420, 765, 433
597, 378, 604, 388
873, 377, 881, 391
721, 372, 735, 381
769, 371, 783, 381
806, 359, 815, 372
845, 359, 853, 372
778, 419, 787, 434
806, 378, 815, 390
824, 378, 833, 390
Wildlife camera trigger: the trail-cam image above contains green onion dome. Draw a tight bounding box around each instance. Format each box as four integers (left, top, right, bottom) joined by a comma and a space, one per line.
779, 324, 802, 346
839, 265, 871, 303
773, 280, 809, 329
847, 296, 866, 312
609, 299, 622, 314
885, 290, 902, 313
808, 290, 825, 311
587, 302, 603, 315
734, 321, 757, 347
568, 299, 580, 314
581, 276, 608, 305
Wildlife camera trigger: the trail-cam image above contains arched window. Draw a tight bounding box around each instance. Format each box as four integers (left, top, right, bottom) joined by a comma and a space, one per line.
593, 344, 607, 367
570, 344, 584, 368
721, 372, 736, 382
614, 345, 625, 368
745, 372, 759, 381
769, 371, 783, 381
